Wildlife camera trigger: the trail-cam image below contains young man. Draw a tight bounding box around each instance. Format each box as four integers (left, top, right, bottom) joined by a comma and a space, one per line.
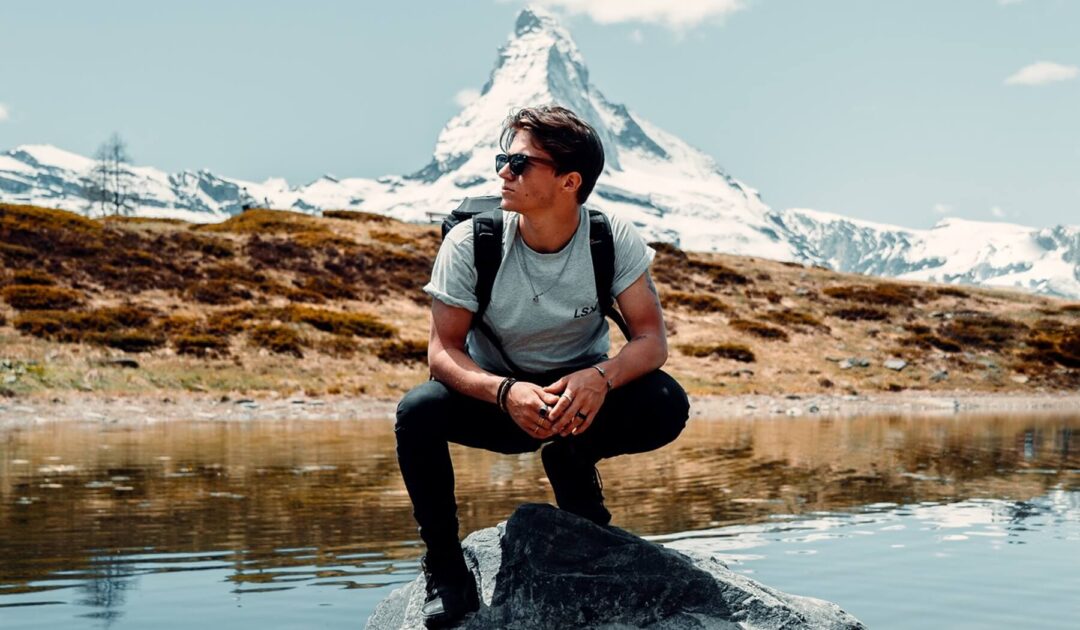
395, 106, 689, 628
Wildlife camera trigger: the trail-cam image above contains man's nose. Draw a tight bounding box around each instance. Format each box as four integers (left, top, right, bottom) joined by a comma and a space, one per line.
497, 163, 514, 181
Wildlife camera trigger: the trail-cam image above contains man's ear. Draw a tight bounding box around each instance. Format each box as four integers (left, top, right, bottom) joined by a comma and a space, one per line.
562, 172, 582, 197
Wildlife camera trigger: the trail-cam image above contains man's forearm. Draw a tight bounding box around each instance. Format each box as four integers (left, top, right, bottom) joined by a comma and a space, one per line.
597, 333, 667, 391
429, 346, 505, 404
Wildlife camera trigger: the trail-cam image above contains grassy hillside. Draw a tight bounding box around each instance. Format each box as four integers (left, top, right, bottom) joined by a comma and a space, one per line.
1, 203, 1077, 398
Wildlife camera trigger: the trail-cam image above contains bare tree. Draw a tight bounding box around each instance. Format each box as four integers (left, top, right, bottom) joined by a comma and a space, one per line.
82, 133, 138, 216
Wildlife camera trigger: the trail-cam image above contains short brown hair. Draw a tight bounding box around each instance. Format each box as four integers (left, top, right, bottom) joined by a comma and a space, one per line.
500, 106, 605, 204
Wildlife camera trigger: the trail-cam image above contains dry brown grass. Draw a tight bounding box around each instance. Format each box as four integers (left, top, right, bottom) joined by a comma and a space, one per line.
286, 306, 396, 338
2, 202, 1077, 397
729, 319, 790, 342
677, 342, 755, 362
322, 209, 394, 223
10, 269, 57, 286
824, 283, 919, 307
762, 309, 829, 333
249, 324, 306, 357
2, 285, 85, 310
377, 339, 428, 364
661, 291, 732, 314
829, 307, 890, 321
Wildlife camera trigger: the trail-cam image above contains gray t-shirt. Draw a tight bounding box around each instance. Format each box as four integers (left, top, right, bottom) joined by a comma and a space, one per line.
424, 205, 654, 374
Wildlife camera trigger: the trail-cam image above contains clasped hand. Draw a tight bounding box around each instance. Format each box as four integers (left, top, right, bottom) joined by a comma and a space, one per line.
505, 369, 608, 439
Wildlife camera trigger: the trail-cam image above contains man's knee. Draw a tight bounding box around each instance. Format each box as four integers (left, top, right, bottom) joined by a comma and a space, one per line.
395, 380, 453, 436
644, 369, 690, 438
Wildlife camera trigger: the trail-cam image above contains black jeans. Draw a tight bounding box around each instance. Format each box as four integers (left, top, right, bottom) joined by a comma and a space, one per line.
394, 369, 690, 554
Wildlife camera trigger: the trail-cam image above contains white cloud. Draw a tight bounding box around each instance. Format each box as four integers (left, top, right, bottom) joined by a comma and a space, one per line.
629, 28, 644, 44
0, 103, 9, 122
453, 88, 481, 108
991, 206, 1006, 218
933, 203, 953, 215
533, 0, 746, 30
1004, 61, 1079, 86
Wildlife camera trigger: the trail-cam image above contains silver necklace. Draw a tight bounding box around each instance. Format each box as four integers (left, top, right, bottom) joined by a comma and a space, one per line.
515, 234, 575, 304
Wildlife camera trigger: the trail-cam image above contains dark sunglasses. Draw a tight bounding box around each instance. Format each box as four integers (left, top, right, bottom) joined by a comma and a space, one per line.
495, 153, 558, 176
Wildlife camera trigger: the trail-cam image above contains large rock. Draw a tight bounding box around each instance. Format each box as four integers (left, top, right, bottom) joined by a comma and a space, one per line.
365, 504, 865, 629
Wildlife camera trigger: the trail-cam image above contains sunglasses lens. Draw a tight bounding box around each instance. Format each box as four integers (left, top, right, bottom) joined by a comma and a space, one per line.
496, 153, 531, 175
509, 154, 527, 175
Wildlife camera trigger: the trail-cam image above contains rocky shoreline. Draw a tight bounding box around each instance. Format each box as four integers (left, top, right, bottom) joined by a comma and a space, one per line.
2, 390, 1078, 429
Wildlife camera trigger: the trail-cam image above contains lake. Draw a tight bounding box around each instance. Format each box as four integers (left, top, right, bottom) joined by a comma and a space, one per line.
1, 411, 1077, 628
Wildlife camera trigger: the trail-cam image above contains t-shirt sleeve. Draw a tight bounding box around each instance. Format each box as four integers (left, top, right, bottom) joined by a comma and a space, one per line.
609, 215, 655, 297
423, 221, 480, 312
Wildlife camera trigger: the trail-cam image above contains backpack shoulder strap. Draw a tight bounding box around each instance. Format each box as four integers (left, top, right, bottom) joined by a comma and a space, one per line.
588, 210, 631, 341
472, 209, 503, 319
470, 209, 524, 375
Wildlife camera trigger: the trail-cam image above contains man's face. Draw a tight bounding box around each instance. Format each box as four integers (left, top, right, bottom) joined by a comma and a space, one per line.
498, 129, 561, 215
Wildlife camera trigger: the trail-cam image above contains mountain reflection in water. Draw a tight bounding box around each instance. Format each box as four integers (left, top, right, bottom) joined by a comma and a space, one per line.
0, 412, 1077, 627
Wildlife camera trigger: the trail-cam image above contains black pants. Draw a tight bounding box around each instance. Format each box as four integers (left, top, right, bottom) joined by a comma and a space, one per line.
394, 369, 689, 554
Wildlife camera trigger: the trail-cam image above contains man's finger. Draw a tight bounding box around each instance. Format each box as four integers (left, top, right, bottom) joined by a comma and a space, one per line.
572, 409, 596, 435
542, 378, 566, 394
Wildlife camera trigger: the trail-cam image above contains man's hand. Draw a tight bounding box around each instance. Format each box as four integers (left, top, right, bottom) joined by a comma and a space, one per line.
543, 369, 608, 437
506, 381, 562, 440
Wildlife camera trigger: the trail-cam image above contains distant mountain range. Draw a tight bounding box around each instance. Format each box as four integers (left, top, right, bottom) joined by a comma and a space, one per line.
2, 6, 1077, 299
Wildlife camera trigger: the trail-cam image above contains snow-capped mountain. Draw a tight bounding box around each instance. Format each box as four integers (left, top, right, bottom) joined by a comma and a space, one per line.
2, 6, 1078, 299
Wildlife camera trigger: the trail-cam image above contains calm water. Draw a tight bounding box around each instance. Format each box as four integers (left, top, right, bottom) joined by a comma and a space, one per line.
1, 412, 1077, 629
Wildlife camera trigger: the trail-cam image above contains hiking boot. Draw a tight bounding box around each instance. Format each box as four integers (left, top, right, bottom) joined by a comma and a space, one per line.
541, 441, 612, 526
420, 554, 479, 629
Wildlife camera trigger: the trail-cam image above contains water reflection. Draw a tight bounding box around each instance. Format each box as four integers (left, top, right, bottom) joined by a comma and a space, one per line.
1, 412, 1078, 626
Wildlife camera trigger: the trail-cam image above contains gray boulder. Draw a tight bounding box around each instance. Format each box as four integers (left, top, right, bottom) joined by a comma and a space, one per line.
365, 504, 865, 629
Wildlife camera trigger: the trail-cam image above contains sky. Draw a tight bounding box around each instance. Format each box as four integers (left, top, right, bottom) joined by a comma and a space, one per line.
1, 0, 1077, 229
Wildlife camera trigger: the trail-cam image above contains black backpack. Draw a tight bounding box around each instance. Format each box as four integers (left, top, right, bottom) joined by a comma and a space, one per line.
441, 196, 630, 373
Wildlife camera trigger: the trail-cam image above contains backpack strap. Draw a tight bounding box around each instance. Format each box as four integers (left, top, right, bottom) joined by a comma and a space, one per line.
588, 210, 631, 341
472, 209, 502, 319
471, 210, 524, 375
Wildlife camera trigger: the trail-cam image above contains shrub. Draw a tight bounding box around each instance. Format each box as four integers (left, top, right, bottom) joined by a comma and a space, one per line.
249, 324, 305, 357
690, 260, 750, 286
298, 276, 356, 300
932, 286, 969, 299
938, 315, 1027, 351
205, 307, 278, 335
678, 342, 755, 362
745, 289, 783, 304
185, 279, 253, 305
203, 263, 267, 284
174, 334, 230, 357
1, 285, 84, 310
11, 269, 56, 286
13, 311, 69, 339
1062, 304, 1080, 315
824, 283, 917, 307
287, 306, 396, 338
0, 313, 5, 327
377, 339, 428, 364
762, 309, 830, 333
316, 335, 359, 357
901, 333, 961, 353
830, 307, 890, 321
370, 230, 414, 246
729, 319, 789, 342
661, 291, 731, 313
323, 209, 394, 223
88, 331, 165, 353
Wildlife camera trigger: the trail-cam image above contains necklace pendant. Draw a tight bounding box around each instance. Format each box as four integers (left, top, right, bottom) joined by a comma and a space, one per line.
532, 295, 540, 304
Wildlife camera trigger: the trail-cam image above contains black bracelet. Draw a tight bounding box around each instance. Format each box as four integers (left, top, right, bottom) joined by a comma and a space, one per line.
497, 377, 516, 412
